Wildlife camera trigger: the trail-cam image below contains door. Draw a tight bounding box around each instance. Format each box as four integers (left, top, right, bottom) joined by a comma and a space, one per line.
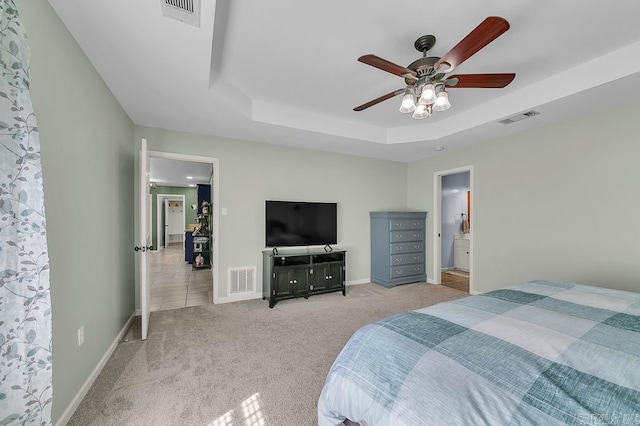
273, 267, 293, 297
163, 198, 169, 248
327, 263, 344, 290
139, 138, 151, 340
291, 267, 309, 297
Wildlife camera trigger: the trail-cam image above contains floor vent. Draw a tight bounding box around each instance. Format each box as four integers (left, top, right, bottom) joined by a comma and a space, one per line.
228, 266, 256, 295
498, 110, 540, 125
161, 0, 200, 27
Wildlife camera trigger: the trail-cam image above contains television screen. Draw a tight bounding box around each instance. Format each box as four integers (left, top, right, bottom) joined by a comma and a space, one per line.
265, 200, 337, 247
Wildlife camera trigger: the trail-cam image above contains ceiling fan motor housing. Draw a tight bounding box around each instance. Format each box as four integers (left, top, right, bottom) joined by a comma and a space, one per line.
406, 56, 440, 83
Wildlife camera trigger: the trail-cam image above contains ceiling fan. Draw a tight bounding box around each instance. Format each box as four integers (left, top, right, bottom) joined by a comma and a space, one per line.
354, 16, 516, 119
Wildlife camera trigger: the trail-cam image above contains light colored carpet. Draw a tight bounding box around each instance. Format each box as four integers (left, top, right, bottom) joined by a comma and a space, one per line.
68, 283, 466, 426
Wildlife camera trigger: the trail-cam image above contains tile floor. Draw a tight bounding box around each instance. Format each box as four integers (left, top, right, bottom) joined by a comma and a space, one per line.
149, 244, 213, 312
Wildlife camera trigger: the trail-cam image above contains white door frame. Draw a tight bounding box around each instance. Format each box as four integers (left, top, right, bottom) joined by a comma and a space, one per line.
433, 165, 474, 294
149, 150, 220, 303
155, 194, 186, 250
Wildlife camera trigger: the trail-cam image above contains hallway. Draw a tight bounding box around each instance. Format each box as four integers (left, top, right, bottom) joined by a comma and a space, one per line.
149, 244, 213, 311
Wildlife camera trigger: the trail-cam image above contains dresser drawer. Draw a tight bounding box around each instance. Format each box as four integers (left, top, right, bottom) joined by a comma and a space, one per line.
390, 264, 425, 279
390, 242, 424, 254
390, 253, 424, 266
389, 219, 424, 231
390, 230, 424, 243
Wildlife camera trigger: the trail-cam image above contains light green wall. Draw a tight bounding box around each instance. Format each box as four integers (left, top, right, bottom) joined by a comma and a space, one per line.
150, 186, 198, 250
134, 126, 408, 300
17, 1, 135, 422
408, 103, 640, 294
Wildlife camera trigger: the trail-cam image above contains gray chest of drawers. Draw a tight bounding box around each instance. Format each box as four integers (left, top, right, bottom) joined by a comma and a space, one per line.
370, 211, 427, 288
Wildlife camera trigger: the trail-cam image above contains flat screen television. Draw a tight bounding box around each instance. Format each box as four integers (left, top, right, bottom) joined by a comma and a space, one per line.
265, 200, 337, 247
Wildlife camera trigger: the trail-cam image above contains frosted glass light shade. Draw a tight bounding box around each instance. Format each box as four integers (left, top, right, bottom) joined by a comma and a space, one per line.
412, 103, 431, 119
433, 91, 451, 111
418, 83, 436, 105
399, 92, 416, 113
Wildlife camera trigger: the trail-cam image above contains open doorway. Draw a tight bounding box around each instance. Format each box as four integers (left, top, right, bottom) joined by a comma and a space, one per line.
156, 194, 186, 250
433, 166, 473, 294
147, 152, 220, 311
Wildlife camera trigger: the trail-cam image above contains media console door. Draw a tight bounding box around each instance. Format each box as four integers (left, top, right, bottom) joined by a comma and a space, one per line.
273, 266, 309, 298
263, 250, 346, 308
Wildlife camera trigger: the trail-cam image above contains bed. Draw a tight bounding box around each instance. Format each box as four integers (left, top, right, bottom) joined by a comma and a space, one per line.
318, 280, 640, 425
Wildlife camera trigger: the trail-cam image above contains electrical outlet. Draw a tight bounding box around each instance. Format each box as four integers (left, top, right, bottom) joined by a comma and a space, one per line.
77, 326, 84, 346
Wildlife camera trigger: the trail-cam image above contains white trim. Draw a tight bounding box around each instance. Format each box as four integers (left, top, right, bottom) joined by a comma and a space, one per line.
148, 151, 220, 304
216, 291, 262, 304
433, 166, 474, 294
55, 313, 136, 426
346, 278, 369, 286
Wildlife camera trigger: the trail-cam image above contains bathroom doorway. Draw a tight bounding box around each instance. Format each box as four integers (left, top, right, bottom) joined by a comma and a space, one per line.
433, 166, 473, 294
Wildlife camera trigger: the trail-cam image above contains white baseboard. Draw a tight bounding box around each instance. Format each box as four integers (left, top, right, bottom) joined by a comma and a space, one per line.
427, 278, 437, 284
55, 313, 136, 426
346, 278, 369, 286
215, 291, 262, 304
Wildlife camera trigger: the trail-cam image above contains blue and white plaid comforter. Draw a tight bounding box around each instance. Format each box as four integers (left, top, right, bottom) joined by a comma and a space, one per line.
318, 281, 640, 425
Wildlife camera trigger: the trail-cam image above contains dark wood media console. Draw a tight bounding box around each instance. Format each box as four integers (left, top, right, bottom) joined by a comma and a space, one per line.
262, 249, 346, 308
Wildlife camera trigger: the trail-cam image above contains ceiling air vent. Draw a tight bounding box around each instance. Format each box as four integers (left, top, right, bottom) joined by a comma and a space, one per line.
162, 0, 200, 27
498, 110, 540, 125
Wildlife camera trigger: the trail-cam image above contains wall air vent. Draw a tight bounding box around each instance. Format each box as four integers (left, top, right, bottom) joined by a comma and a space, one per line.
162, 0, 200, 27
228, 266, 256, 295
498, 110, 540, 125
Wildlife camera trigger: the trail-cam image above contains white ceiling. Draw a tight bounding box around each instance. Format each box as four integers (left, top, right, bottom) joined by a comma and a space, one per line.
149, 157, 212, 187
49, 0, 640, 162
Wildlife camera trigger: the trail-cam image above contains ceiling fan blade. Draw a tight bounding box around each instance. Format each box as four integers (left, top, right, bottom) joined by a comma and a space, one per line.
358, 55, 418, 80
446, 73, 515, 88
353, 89, 405, 111
435, 17, 510, 73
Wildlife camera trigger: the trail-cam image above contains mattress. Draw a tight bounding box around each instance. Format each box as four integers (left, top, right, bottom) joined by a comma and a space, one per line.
318, 280, 640, 425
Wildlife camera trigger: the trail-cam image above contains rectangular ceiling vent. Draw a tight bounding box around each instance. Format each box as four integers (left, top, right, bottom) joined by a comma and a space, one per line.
498, 110, 540, 125
162, 0, 200, 27
229, 266, 256, 295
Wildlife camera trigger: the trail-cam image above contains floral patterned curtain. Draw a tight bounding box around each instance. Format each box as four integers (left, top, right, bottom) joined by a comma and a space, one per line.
0, 1, 53, 424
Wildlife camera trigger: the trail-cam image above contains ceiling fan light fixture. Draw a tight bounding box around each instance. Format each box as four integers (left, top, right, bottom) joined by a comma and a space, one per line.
399, 88, 416, 113
433, 90, 451, 111
353, 17, 515, 117
412, 103, 432, 119
418, 83, 437, 105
